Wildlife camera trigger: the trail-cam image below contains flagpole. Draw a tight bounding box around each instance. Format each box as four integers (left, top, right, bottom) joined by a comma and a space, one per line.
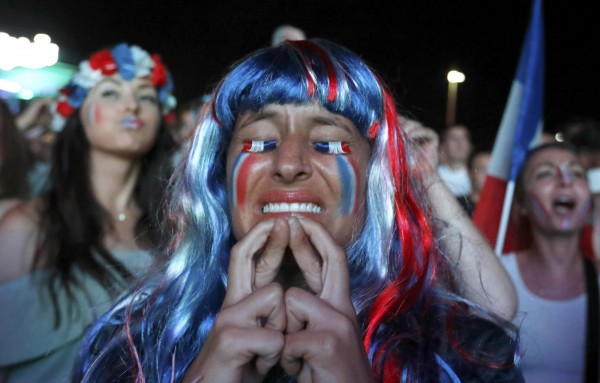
494, 180, 516, 255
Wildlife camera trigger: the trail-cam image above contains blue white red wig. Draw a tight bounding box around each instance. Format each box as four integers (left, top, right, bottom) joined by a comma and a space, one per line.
75, 39, 517, 383
51, 43, 176, 131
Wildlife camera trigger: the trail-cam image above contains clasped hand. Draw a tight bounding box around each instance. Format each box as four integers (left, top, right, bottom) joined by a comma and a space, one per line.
183, 216, 374, 383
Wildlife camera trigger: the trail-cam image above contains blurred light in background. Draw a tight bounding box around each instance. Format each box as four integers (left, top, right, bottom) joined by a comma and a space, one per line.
555, 132, 565, 142
447, 70, 466, 84
0, 32, 58, 70
0, 32, 75, 100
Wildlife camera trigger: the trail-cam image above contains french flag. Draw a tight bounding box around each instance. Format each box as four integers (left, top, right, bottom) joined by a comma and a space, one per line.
472, 0, 544, 255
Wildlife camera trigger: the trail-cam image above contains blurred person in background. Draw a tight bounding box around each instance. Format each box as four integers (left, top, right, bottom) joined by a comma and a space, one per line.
437, 124, 473, 199
459, 149, 491, 216
168, 94, 210, 166
15, 97, 55, 197
271, 24, 306, 46
0, 42, 176, 383
562, 117, 600, 171
500, 142, 599, 383
560, 118, 600, 262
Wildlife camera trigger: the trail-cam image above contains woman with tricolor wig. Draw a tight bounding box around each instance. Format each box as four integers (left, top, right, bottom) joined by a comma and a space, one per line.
0, 43, 176, 382
75, 39, 520, 382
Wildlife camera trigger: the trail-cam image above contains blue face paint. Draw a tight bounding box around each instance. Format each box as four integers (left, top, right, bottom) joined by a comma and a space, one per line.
336, 154, 358, 216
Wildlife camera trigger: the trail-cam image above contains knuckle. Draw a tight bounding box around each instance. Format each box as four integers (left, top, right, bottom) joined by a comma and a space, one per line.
284, 286, 303, 304
212, 324, 241, 352
315, 331, 339, 357
262, 282, 285, 301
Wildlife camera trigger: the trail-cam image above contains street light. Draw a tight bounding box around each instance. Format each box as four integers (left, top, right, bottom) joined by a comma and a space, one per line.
446, 70, 465, 127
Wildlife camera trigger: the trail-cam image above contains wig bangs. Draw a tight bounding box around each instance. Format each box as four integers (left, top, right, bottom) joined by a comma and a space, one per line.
214, 40, 384, 138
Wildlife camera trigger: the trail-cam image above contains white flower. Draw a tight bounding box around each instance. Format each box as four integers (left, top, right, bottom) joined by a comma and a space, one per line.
72, 60, 104, 89
130, 45, 154, 78
162, 94, 177, 114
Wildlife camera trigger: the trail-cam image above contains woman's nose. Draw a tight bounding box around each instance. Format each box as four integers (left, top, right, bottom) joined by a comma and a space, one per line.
272, 135, 312, 182
556, 165, 574, 185
122, 92, 139, 113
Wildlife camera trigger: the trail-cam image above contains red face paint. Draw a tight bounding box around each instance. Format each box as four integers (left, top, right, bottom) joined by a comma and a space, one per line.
230, 152, 258, 208
94, 103, 102, 125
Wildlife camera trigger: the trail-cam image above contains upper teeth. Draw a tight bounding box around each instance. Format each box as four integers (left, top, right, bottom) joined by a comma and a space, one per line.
262, 202, 322, 214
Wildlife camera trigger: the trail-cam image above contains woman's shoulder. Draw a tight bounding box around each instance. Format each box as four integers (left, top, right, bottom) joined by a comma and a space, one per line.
0, 198, 22, 220
0, 199, 43, 284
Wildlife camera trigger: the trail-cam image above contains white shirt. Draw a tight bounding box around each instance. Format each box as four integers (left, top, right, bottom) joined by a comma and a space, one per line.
501, 253, 593, 383
437, 164, 471, 196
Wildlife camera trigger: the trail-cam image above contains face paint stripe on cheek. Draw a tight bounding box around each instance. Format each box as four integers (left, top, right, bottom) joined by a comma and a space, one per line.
349, 157, 361, 214
573, 198, 592, 227
230, 153, 257, 208
336, 155, 357, 216
93, 104, 102, 125
528, 194, 551, 222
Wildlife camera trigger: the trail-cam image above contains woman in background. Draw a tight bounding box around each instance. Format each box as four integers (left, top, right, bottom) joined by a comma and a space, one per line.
0, 42, 176, 383
501, 142, 599, 383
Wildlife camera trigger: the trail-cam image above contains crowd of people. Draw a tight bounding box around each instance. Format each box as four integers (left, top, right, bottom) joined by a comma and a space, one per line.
0, 24, 598, 383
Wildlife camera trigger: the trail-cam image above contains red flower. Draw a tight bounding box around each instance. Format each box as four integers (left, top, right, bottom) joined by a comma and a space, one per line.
151, 54, 167, 87
59, 87, 72, 97
89, 50, 118, 75
56, 100, 76, 117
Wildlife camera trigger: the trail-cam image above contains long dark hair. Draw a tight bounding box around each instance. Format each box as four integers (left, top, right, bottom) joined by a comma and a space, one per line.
35, 110, 175, 324
0, 100, 32, 199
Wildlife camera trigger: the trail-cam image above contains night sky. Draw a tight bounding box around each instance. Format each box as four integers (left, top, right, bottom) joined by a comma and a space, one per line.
1, 0, 598, 148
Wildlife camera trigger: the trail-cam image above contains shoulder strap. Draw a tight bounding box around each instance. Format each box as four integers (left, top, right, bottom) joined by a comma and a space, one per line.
584, 257, 599, 383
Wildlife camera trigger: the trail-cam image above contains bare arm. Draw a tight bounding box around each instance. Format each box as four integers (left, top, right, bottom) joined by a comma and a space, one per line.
14, 98, 53, 132
0, 201, 40, 284
404, 120, 517, 320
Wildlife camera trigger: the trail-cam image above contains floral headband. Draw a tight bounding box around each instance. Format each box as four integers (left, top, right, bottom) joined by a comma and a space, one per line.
51, 43, 177, 131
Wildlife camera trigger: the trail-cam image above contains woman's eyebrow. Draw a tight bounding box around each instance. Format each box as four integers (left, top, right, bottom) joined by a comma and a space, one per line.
97, 78, 121, 87
238, 110, 275, 129
136, 83, 155, 91
311, 116, 353, 133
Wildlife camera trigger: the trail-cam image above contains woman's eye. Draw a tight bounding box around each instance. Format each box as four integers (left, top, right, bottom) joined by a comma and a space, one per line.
242, 140, 277, 153
138, 94, 157, 104
314, 141, 351, 154
535, 169, 554, 179
101, 90, 119, 99
571, 169, 585, 179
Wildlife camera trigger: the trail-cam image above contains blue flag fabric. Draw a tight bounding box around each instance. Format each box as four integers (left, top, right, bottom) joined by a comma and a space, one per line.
508, 0, 544, 181
473, 0, 544, 253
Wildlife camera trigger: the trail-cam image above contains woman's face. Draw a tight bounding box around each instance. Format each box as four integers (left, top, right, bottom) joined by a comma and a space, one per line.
520, 147, 591, 234
226, 103, 371, 246
79, 74, 161, 158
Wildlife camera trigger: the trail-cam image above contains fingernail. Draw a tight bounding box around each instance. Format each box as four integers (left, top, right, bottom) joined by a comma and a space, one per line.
287, 215, 299, 226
